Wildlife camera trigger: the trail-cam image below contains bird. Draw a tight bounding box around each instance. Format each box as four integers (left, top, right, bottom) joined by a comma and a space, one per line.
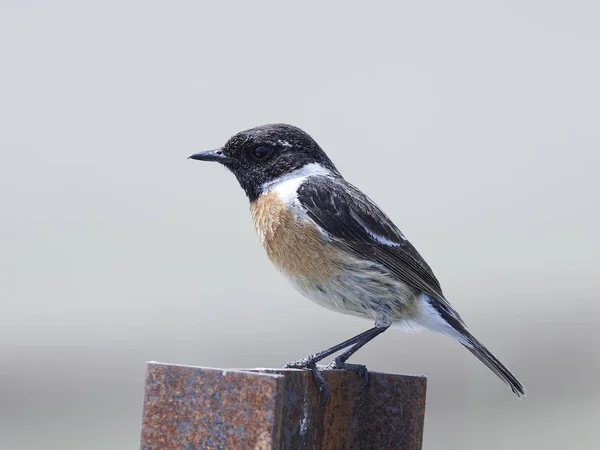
189, 123, 526, 402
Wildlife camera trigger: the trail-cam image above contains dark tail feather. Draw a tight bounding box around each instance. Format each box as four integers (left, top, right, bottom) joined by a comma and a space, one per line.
460, 330, 526, 398
425, 297, 526, 397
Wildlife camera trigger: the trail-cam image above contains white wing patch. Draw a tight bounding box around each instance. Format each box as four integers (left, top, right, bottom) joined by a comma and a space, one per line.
349, 208, 405, 246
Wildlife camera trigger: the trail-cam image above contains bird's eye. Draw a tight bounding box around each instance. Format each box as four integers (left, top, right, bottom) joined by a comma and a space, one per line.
251, 146, 272, 161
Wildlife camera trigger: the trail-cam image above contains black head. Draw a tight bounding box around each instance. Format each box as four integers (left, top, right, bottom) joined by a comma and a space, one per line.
189, 124, 339, 201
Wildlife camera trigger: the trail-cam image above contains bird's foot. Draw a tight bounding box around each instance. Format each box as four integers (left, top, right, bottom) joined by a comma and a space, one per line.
284, 358, 330, 405
326, 358, 370, 388
284, 356, 315, 369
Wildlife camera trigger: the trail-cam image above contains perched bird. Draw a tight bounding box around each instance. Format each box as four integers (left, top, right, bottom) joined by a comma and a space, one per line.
189, 123, 526, 401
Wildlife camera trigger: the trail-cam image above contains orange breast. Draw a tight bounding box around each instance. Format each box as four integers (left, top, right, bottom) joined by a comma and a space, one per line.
250, 190, 338, 282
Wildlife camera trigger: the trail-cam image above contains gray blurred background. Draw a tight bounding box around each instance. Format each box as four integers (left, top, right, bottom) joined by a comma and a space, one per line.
1, 1, 599, 449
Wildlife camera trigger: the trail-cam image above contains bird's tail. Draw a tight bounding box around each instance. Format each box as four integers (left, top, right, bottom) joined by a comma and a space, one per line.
422, 295, 526, 397
458, 328, 526, 398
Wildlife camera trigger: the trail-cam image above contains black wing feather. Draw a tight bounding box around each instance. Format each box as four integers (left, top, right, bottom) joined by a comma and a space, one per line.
297, 176, 464, 324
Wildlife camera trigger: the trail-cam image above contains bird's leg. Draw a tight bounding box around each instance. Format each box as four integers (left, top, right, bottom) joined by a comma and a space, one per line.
326, 325, 389, 386
284, 326, 385, 404
284, 326, 381, 368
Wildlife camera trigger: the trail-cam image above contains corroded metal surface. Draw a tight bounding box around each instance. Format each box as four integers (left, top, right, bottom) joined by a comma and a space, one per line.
140, 363, 283, 449
140, 362, 427, 450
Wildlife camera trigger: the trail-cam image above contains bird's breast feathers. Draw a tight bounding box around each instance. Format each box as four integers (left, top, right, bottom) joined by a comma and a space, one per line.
249, 171, 340, 283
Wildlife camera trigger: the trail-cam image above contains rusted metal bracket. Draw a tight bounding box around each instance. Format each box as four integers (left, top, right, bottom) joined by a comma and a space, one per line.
140, 362, 427, 449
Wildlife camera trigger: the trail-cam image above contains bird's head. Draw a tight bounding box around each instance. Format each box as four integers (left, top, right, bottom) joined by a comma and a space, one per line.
189, 123, 338, 200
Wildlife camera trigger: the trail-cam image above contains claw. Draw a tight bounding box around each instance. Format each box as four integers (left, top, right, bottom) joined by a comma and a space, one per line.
327, 358, 370, 388
284, 358, 311, 369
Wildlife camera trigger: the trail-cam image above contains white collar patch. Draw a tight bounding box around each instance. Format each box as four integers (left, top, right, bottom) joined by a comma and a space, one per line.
261, 163, 332, 200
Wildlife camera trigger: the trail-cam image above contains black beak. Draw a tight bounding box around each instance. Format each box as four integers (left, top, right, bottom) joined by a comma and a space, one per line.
188, 149, 235, 163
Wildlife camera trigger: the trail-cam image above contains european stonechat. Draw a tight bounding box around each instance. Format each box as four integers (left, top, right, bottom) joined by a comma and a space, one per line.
189, 123, 525, 401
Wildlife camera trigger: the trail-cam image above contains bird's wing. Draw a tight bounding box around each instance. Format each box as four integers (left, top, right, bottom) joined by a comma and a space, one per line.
297, 176, 464, 324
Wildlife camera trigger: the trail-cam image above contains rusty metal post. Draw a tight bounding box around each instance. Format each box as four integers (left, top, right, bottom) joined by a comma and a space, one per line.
140, 362, 427, 450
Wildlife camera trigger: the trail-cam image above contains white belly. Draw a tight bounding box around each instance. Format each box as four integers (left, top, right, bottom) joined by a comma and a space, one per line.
281, 258, 422, 328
